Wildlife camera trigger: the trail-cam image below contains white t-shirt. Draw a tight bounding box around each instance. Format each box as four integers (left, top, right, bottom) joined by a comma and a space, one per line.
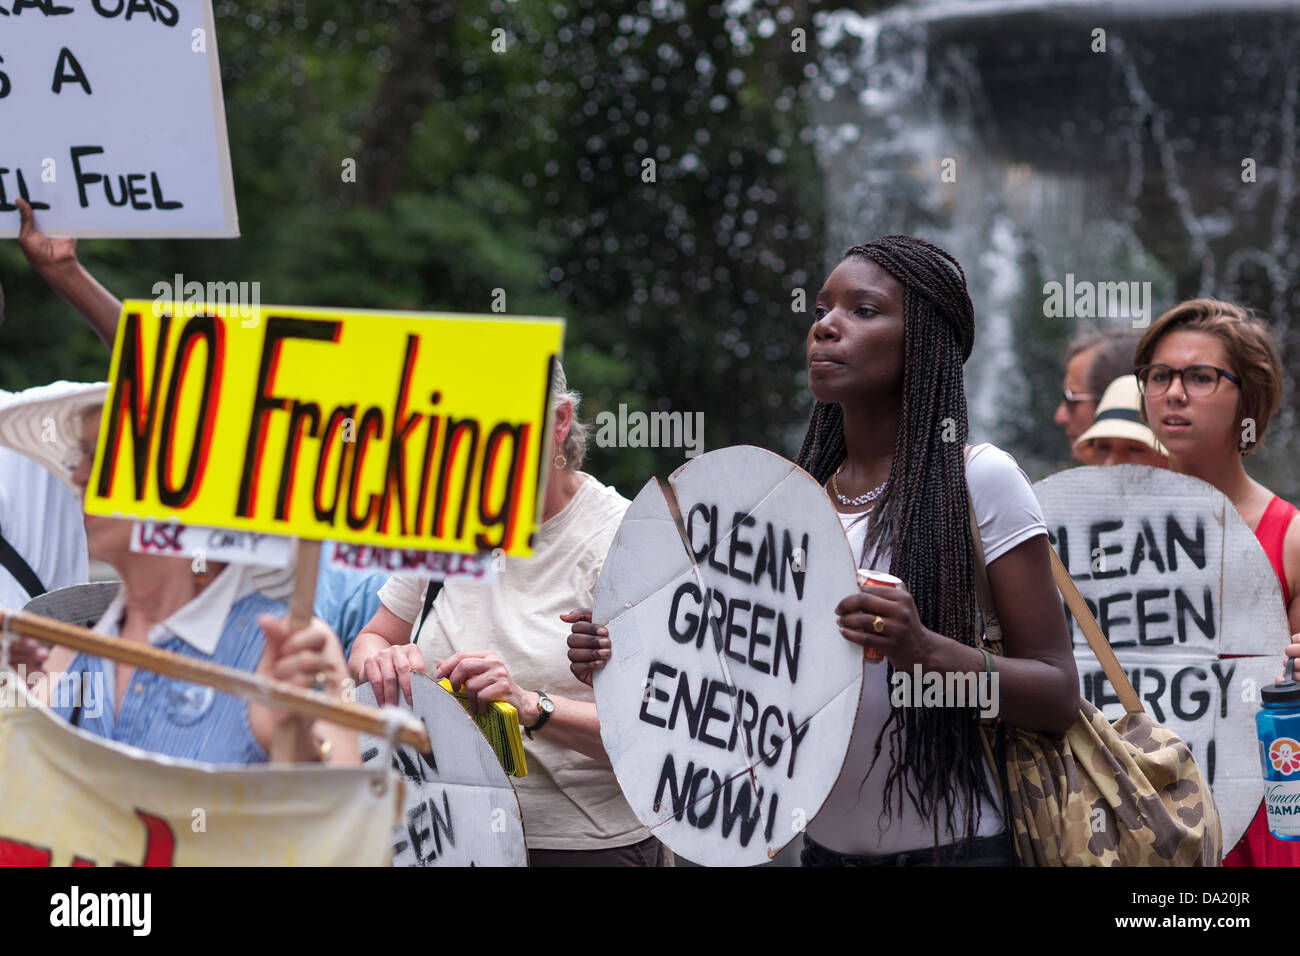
0, 389, 88, 608
806, 442, 1046, 855
378, 472, 648, 850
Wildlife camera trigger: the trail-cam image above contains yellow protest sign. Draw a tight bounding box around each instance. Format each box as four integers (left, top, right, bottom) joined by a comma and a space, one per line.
0, 679, 396, 866
84, 302, 564, 556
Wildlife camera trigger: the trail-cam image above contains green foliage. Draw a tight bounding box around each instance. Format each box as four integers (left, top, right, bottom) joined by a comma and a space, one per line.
3, 0, 833, 493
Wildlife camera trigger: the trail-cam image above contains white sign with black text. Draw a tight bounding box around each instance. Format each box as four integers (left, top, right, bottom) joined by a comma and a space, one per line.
130, 520, 293, 568
593, 445, 863, 866
0, 0, 237, 237
1034, 465, 1290, 849
356, 675, 527, 867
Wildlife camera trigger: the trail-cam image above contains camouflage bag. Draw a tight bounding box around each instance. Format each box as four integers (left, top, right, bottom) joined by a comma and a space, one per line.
968, 496, 1222, 866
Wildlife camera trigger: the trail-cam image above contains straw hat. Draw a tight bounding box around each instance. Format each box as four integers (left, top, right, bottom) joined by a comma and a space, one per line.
0, 381, 108, 493
1074, 374, 1167, 457
0, 381, 299, 599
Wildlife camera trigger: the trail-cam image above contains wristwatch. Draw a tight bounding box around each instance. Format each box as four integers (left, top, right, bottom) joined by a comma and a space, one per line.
525, 691, 554, 740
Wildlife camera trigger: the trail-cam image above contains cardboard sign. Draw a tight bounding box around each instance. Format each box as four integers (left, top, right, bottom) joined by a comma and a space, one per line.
1034, 465, 1291, 848
593, 446, 863, 866
0, 676, 396, 866
356, 675, 526, 867
84, 302, 563, 557
0, 1, 237, 238
131, 520, 294, 568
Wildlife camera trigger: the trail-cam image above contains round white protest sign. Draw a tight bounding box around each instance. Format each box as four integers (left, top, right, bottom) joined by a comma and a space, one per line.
593, 445, 863, 866
1034, 465, 1291, 849
356, 675, 527, 867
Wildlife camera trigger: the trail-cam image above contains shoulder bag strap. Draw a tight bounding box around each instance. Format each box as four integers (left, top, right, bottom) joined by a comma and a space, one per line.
0, 526, 46, 600
417, 578, 444, 635
963, 444, 1144, 715
1047, 548, 1143, 714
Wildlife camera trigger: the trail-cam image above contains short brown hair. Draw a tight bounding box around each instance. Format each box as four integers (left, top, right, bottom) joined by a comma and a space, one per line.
1134, 299, 1283, 456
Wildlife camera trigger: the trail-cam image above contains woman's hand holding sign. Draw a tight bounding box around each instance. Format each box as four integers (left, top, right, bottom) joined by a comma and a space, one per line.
563, 607, 609, 687
250, 614, 357, 763
835, 584, 938, 670
436, 650, 537, 721
361, 643, 428, 708
15, 196, 122, 347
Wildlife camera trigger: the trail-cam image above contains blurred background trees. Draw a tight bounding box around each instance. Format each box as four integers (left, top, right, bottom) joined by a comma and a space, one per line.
8, 0, 1291, 496
0, 0, 862, 493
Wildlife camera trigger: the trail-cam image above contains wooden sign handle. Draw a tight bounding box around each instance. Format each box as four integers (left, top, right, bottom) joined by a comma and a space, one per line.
271, 539, 324, 762
0, 601, 429, 751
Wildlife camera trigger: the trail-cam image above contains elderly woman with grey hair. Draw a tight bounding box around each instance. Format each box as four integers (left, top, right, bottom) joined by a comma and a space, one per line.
347, 363, 667, 866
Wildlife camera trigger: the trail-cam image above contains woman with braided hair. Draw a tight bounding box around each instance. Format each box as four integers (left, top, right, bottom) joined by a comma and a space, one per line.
568, 236, 1078, 865
793, 236, 1077, 865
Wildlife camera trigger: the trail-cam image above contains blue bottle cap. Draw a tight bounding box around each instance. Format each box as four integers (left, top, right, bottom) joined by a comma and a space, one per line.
1262, 657, 1300, 704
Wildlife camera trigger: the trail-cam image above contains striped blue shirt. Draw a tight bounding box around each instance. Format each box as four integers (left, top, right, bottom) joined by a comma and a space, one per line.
49, 566, 287, 765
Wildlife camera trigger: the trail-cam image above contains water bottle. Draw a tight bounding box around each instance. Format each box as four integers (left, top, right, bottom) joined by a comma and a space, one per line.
1257, 657, 1300, 841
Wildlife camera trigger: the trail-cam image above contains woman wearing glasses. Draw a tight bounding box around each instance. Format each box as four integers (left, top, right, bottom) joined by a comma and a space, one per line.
1134, 298, 1299, 867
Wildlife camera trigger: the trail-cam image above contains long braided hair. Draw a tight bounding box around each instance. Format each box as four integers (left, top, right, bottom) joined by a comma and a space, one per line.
795, 235, 993, 846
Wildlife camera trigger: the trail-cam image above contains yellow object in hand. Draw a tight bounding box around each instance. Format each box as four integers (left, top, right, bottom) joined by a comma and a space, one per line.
437, 679, 528, 777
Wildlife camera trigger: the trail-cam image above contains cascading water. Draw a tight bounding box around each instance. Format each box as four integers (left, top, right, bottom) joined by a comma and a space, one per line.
809, 0, 1300, 494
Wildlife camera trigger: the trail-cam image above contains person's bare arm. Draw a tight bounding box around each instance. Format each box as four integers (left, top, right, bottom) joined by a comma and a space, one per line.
837, 534, 1079, 735
16, 197, 122, 347
969, 534, 1079, 732
1279, 519, 1300, 680
517, 694, 608, 766
1283, 517, 1300, 639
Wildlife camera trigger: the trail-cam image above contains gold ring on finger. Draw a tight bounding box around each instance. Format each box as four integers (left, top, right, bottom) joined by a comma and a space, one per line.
873, 615, 885, 634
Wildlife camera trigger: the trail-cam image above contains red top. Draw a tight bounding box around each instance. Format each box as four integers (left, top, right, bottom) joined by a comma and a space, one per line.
1256, 496, 1297, 606
1224, 494, 1299, 867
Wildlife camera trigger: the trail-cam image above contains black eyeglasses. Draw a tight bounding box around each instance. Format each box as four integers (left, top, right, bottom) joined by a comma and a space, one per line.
1135, 364, 1241, 398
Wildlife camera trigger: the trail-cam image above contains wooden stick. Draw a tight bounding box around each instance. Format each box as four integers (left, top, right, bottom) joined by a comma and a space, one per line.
272, 539, 324, 762
0, 606, 430, 751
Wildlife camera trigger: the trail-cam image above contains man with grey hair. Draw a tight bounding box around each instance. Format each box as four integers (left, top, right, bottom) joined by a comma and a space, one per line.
349, 362, 670, 866
1053, 328, 1142, 463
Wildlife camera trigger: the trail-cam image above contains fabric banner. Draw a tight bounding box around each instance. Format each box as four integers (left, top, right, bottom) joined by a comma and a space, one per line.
0, 676, 398, 866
